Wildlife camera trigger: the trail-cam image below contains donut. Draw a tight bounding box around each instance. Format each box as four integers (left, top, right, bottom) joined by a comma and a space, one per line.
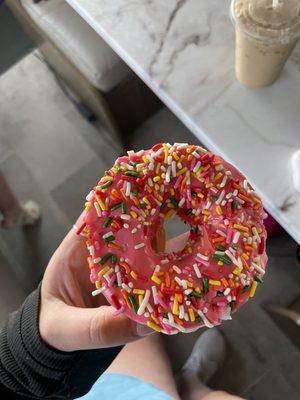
79, 143, 267, 334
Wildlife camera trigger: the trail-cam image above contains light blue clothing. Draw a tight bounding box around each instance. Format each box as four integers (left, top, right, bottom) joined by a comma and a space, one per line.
76, 372, 174, 400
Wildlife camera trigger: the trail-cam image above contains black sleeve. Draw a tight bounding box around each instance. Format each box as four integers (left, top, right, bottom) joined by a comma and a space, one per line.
0, 287, 122, 399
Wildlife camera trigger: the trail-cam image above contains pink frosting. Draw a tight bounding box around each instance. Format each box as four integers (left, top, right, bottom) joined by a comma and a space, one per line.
82, 143, 268, 334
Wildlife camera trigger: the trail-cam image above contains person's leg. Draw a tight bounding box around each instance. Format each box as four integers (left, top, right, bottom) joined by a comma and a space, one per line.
203, 392, 244, 400
105, 329, 244, 400
105, 333, 180, 400
0, 170, 41, 228
177, 329, 245, 400
179, 371, 243, 400
0, 170, 23, 217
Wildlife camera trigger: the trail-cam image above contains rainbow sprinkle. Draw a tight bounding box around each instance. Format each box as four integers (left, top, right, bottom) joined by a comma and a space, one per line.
80, 143, 268, 334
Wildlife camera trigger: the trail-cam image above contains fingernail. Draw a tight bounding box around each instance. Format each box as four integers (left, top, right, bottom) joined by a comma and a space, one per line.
136, 323, 155, 336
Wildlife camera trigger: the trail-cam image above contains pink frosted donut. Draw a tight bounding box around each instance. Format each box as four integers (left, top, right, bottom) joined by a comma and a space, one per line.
80, 143, 267, 334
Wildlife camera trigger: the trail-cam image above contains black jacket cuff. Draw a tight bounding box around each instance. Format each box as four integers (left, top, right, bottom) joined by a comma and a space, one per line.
0, 286, 122, 399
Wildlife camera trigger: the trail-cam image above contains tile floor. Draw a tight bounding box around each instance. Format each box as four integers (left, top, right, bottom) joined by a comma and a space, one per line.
0, 49, 300, 400
0, 4, 34, 74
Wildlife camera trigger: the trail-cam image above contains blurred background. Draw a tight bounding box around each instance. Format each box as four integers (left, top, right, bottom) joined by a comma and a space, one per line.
0, 1, 300, 399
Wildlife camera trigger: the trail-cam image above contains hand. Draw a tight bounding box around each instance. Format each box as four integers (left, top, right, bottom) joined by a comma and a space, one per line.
39, 214, 155, 352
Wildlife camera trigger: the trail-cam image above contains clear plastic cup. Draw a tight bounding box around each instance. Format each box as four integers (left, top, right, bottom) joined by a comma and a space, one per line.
230, 0, 300, 88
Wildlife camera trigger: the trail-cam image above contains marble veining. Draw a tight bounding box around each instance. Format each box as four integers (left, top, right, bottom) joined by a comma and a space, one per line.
66, 0, 300, 243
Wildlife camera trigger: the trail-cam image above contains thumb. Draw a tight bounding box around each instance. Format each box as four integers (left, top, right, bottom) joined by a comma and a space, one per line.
40, 302, 154, 352
87, 305, 155, 349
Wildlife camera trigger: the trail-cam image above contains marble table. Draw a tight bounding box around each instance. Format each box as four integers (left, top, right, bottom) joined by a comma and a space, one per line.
66, 0, 300, 244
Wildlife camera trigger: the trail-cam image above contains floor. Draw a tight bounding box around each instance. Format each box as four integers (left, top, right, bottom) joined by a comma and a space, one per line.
0, 4, 34, 75
0, 6, 300, 400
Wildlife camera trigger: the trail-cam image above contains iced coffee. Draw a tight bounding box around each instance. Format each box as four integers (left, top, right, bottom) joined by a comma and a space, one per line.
231, 0, 300, 88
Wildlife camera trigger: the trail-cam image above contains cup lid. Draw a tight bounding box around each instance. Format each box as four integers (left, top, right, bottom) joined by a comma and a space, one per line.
231, 0, 300, 43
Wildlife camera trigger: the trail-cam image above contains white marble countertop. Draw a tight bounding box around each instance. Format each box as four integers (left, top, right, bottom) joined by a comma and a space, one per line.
66, 0, 300, 244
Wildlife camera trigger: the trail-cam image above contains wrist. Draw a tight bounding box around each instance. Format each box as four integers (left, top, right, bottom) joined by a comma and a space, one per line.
21, 284, 78, 365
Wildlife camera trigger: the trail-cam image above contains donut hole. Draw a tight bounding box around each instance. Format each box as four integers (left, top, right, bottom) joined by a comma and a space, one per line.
152, 214, 189, 254
165, 214, 189, 242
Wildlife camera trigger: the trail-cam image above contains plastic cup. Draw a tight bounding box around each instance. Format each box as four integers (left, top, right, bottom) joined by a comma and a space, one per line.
230, 0, 300, 88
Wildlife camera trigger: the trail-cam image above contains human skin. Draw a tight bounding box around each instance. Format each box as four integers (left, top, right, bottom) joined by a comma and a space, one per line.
0, 170, 23, 224
39, 214, 156, 352
39, 220, 245, 400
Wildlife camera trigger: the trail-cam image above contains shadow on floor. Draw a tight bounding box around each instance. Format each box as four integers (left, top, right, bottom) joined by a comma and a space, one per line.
0, 4, 34, 75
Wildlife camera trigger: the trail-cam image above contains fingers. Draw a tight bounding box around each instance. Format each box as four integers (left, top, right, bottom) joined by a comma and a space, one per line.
55, 211, 87, 252
41, 213, 190, 352
48, 212, 88, 268
69, 212, 189, 256
88, 306, 154, 349
40, 300, 154, 352
73, 211, 86, 234
152, 227, 166, 252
